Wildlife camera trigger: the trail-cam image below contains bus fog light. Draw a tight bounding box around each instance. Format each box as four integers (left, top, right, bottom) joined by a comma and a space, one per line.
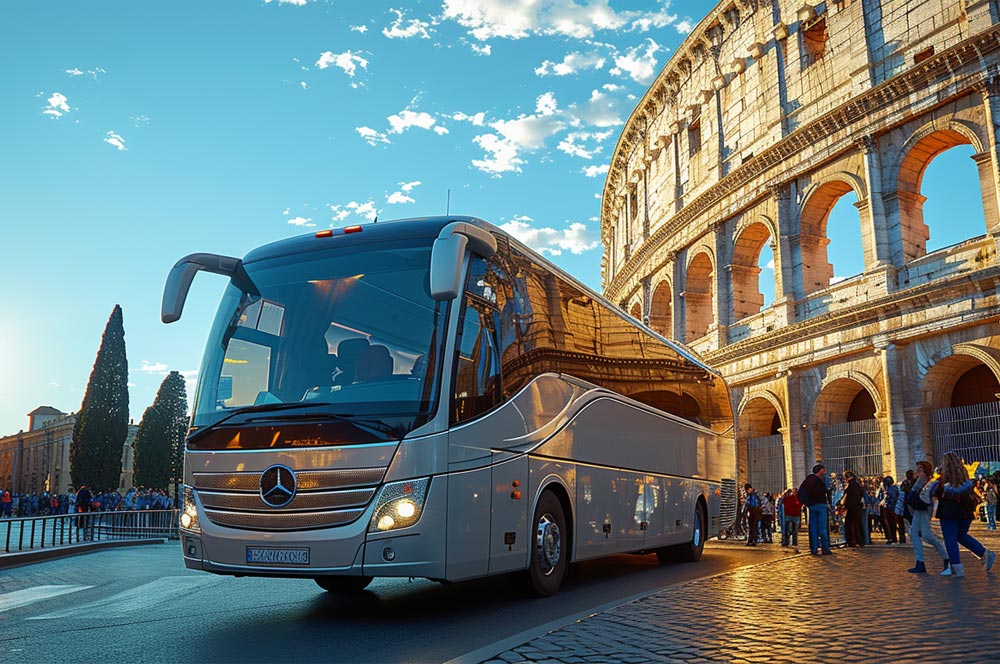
180, 512, 193, 529
369, 478, 430, 533
383, 547, 396, 561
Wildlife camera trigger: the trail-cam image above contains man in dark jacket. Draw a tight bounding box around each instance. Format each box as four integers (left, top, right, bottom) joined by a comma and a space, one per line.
741, 484, 763, 546
799, 463, 832, 555
841, 470, 865, 548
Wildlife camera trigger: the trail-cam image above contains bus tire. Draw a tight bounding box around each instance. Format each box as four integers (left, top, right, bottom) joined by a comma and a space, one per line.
526, 490, 568, 597
314, 575, 373, 593
656, 502, 706, 564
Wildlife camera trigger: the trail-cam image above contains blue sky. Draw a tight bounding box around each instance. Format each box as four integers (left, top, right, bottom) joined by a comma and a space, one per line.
0, 0, 985, 434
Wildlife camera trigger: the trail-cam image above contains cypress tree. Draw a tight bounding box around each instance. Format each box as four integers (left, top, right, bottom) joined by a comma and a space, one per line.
71, 305, 129, 491
133, 371, 188, 490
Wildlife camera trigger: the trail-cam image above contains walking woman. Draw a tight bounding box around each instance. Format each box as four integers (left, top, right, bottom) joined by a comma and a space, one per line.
932, 452, 997, 577
906, 461, 948, 573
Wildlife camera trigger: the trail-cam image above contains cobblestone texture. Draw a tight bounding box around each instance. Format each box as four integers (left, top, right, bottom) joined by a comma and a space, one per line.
486, 525, 1000, 664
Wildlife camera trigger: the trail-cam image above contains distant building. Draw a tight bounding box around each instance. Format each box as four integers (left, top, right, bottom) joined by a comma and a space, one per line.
0, 407, 138, 494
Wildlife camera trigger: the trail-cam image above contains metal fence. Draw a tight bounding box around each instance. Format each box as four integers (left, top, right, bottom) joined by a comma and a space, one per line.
930, 400, 1000, 463
748, 434, 786, 495
819, 418, 883, 477
2, 510, 178, 554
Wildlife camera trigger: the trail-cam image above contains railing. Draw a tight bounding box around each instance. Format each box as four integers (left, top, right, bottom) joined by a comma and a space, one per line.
931, 400, 1000, 463
819, 418, 883, 477
1, 510, 178, 555
748, 434, 787, 495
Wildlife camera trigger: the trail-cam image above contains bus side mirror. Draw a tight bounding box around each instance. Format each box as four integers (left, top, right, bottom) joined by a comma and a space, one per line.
429, 222, 497, 301
161, 253, 256, 323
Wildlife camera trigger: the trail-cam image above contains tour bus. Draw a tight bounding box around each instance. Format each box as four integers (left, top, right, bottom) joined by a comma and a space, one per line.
162, 216, 737, 596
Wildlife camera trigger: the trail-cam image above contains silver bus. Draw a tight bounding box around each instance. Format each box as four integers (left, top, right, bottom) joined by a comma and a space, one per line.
162, 216, 736, 596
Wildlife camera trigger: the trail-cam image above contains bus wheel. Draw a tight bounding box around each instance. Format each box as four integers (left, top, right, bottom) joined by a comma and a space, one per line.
314, 575, 373, 593
526, 490, 568, 597
656, 503, 706, 564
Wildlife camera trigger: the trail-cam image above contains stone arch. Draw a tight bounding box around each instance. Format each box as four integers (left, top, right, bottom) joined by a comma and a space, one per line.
649, 278, 673, 338
684, 249, 715, 341
809, 370, 884, 425
629, 300, 642, 321
738, 390, 786, 435
738, 392, 787, 495
798, 173, 867, 296
921, 343, 1000, 410
731, 221, 773, 320
894, 121, 986, 263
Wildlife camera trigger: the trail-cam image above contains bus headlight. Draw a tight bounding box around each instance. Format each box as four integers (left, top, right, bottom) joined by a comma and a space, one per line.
181, 485, 201, 534
369, 478, 430, 533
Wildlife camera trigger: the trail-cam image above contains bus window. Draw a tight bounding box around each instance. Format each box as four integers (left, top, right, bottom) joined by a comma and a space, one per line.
452, 303, 501, 424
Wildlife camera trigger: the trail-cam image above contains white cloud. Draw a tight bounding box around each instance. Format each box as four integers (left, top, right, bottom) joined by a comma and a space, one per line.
42, 92, 71, 119
609, 38, 663, 84
387, 191, 415, 204
315, 50, 368, 87
568, 89, 622, 127
382, 8, 432, 39
499, 216, 599, 256
434, 125, 450, 135
535, 51, 606, 77
103, 130, 127, 151
179, 369, 198, 394
583, 163, 610, 177
265, 0, 308, 5
557, 130, 612, 159
676, 19, 694, 33
400, 180, 421, 192
469, 42, 492, 56
287, 216, 315, 227
765, 259, 775, 271
130, 115, 150, 126
300, 81, 308, 90
65, 66, 105, 79
387, 109, 437, 134
65, 68, 83, 76
441, 0, 680, 41
452, 111, 486, 126
351, 24, 369, 33
472, 134, 524, 175
601, 82, 625, 92
328, 200, 378, 222
140, 361, 168, 373
536, 91, 558, 116
356, 126, 391, 146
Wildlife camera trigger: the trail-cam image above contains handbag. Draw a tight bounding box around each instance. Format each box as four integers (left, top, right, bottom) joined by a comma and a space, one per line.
906, 489, 929, 511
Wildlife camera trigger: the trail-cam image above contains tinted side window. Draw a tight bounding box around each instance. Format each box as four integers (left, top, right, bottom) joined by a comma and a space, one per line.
451, 302, 501, 425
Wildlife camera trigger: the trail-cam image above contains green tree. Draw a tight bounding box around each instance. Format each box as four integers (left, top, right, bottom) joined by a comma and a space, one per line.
133, 371, 188, 490
71, 304, 130, 490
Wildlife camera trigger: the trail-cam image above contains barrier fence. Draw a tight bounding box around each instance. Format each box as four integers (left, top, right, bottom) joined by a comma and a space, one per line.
2, 510, 179, 555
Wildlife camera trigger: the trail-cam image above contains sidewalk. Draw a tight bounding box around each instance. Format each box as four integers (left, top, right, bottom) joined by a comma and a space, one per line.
481, 523, 1000, 664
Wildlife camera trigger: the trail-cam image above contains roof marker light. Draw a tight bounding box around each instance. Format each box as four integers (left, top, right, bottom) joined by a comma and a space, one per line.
344, 225, 363, 234
315, 229, 333, 238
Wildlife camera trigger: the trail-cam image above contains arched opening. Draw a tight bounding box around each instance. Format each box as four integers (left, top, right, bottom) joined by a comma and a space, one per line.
799, 180, 863, 295
897, 130, 984, 262
739, 396, 786, 495
648, 280, 672, 338
629, 301, 642, 321
684, 251, 714, 342
813, 377, 883, 478
731, 222, 773, 320
631, 390, 702, 423
926, 355, 1000, 464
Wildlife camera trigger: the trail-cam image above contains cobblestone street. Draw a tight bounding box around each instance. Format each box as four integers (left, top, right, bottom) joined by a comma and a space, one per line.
483, 524, 1000, 664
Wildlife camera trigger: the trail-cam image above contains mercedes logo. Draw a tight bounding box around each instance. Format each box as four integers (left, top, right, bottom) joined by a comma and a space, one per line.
260, 464, 297, 508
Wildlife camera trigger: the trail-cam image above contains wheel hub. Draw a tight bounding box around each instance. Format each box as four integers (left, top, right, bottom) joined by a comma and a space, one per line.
536, 514, 561, 575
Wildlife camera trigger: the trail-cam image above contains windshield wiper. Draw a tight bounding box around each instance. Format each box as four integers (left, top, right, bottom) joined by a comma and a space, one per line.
244, 411, 405, 439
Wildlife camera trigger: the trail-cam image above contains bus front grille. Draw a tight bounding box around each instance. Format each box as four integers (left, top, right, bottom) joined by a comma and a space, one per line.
720, 478, 738, 531
198, 488, 376, 512
192, 468, 386, 492
203, 508, 366, 531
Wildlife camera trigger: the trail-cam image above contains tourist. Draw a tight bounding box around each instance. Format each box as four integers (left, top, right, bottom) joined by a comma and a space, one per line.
905, 460, 948, 573
933, 452, 996, 577
878, 476, 902, 544
799, 464, 832, 556
741, 484, 762, 546
985, 478, 997, 531
840, 470, 865, 548
760, 492, 775, 543
781, 488, 802, 548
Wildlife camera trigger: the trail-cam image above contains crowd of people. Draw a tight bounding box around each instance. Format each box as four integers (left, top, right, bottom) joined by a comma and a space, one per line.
0, 485, 174, 519
738, 455, 999, 577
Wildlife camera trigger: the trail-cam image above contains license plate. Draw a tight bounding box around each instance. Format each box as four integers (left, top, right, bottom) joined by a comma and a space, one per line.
246, 547, 310, 565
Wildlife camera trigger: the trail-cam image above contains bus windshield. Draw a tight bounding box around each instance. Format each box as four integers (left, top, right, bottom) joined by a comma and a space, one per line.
190, 240, 447, 444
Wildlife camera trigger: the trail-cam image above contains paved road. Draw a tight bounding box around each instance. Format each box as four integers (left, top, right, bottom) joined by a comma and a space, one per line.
0, 542, 780, 663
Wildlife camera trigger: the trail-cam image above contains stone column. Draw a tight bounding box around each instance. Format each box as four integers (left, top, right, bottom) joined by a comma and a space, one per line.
713, 221, 730, 341
878, 340, 911, 478
784, 372, 810, 485
669, 250, 684, 340
976, 74, 1000, 239
641, 276, 652, 326
769, 184, 797, 325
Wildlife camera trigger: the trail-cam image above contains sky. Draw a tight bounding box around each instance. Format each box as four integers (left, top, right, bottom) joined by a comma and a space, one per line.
0, 0, 985, 435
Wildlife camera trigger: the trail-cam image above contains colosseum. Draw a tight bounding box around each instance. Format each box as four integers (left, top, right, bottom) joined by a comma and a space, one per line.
601, 0, 1000, 492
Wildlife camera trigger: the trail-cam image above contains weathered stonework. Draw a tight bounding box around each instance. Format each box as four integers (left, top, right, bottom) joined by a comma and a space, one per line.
602, 0, 1000, 488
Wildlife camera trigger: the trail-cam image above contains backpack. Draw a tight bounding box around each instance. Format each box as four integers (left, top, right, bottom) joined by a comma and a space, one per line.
797, 485, 810, 506
906, 488, 929, 511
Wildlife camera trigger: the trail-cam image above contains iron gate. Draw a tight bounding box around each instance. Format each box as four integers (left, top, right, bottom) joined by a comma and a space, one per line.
930, 400, 1000, 463
748, 434, 786, 495
819, 419, 882, 477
